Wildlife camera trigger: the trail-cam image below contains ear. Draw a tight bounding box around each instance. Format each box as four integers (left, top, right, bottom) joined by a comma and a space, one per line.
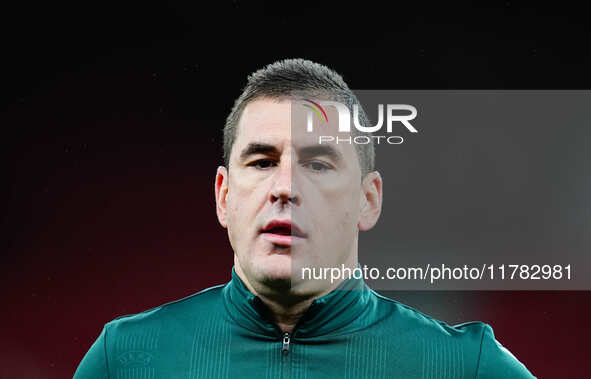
358, 171, 383, 231
214, 166, 229, 228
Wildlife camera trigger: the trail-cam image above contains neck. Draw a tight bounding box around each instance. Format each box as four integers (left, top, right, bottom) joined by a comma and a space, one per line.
234, 262, 354, 334
259, 295, 314, 334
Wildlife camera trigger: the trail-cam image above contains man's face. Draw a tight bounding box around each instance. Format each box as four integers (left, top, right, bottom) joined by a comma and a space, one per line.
215, 97, 381, 295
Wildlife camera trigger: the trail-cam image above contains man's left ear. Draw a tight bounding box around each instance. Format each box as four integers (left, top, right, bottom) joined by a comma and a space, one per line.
358, 171, 383, 231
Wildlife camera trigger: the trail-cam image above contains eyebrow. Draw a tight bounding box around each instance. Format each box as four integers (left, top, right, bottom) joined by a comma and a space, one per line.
239, 142, 343, 163
298, 145, 343, 163
239, 143, 279, 161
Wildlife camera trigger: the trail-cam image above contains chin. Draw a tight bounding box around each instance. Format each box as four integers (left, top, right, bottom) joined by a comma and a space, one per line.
255, 259, 293, 289
259, 275, 292, 292
260, 265, 292, 281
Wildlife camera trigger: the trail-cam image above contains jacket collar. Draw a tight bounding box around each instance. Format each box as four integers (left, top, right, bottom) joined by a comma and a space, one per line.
222, 266, 375, 338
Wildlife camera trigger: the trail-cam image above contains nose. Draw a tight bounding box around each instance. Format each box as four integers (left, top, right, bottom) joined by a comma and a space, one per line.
270, 157, 300, 206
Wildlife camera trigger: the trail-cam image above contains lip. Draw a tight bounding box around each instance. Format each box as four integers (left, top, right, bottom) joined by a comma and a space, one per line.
260, 219, 307, 247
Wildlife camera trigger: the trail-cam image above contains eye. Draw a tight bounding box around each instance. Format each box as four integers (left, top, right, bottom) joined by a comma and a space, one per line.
304, 161, 332, 172
248, 159, 277, 170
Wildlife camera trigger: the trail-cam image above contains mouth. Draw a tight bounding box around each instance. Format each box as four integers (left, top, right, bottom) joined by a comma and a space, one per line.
260, 220, 306, 247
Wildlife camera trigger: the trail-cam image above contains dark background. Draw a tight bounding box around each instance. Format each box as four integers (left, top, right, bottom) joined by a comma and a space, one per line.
2, 1, 590, 377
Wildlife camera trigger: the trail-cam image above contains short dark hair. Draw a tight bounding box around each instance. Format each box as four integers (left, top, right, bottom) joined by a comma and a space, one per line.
223, 59, 375, 178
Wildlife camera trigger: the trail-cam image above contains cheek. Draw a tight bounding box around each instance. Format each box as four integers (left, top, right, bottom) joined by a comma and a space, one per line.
226, 182, 264, 235
225, 189, 246, 242
336, 191, 362, 230
311, 184, 360, 227
315, 200, 358, 238
336, 210, 356, 236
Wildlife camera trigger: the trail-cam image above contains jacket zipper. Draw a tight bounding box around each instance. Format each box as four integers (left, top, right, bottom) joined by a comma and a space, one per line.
281, 332, 291, 355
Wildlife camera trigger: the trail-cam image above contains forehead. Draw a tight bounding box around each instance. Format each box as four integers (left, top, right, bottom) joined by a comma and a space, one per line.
237, 98, 291, 139
233, 98, 359, 159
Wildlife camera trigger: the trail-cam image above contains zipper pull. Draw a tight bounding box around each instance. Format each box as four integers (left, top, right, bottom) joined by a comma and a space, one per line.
281, 332, 291, 355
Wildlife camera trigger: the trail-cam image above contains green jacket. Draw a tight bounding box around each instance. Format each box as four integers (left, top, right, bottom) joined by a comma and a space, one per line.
74, 267, 536, 378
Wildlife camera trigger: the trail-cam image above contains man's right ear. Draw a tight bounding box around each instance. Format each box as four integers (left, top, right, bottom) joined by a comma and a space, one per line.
214, 166, 229, 228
